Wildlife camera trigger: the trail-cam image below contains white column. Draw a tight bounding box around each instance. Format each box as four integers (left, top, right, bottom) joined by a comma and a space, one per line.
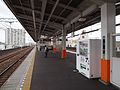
53, 38, 56, 47
61, 25, 67, 58
101, 2, 115, 59
101, 2, 115, 83
62, 25, 66, 50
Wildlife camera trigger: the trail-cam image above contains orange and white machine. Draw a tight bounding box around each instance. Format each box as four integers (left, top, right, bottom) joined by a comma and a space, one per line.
76, 34, 101, 78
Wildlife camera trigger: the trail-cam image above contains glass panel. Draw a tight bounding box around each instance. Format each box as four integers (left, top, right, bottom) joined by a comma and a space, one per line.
79, 41, 88, 56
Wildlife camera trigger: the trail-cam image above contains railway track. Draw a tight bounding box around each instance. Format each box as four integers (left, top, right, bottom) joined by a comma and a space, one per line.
0, 47, 33, 87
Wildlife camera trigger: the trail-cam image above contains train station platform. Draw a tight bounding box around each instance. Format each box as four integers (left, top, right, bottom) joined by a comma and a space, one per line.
27, 50, 118, 90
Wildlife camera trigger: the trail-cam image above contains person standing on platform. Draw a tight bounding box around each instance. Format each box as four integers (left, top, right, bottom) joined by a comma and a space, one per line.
44, 45, 49, 57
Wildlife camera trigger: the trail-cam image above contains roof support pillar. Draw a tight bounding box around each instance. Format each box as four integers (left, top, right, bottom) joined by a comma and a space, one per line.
61, 25, 67, 59
53, 37, 57, 53
100, 2, 115, 84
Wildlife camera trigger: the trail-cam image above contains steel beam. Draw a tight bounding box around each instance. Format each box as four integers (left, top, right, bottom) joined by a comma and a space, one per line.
14, 5, 67, 22
13, 5, 40, 14
90, 0, 115, 5
89, 0, 104, 5
17, 13, 61, 27
48, 0, 80, 12
53, 0, 73, 23
26, 26, 55, 35
65, 4, 99, 27
42, 0, 59, 33
26, 25, 57, 32
17, 13, 41, 22
63, 0, 92, 24
30, 0, 37, 41
45, 13, 68, 21
38, 0, 47, 39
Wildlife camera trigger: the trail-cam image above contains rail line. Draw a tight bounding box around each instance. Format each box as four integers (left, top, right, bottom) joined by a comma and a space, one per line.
0, 46, 34, 87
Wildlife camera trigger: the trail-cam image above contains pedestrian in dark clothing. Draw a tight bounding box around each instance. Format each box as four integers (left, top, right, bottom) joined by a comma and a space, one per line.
44, 45, 49, 57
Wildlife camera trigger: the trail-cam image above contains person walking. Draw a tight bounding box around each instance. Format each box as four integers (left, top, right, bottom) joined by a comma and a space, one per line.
44, 45, 49, 57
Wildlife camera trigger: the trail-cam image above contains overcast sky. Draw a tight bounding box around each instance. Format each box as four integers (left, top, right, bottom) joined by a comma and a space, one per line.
0, 0, 35, 43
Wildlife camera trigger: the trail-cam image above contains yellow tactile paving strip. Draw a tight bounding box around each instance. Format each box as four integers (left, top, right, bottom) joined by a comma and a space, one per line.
22, 49, 36, 90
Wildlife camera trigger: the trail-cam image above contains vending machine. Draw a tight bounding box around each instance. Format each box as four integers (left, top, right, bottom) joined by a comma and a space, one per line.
76, 34, 101, 78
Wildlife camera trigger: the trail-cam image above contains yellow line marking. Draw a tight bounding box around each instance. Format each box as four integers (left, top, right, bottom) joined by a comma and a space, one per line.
22, 49, 36, 90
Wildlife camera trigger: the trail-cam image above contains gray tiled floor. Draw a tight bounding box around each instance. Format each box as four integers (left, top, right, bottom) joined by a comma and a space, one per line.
30, 51, 118, 90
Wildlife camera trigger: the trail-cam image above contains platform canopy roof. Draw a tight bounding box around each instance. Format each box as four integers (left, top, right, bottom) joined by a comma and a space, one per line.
3, 0, 120, 41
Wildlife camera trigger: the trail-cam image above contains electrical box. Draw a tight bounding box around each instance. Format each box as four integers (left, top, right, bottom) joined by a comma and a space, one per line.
76, 35, 101, 78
